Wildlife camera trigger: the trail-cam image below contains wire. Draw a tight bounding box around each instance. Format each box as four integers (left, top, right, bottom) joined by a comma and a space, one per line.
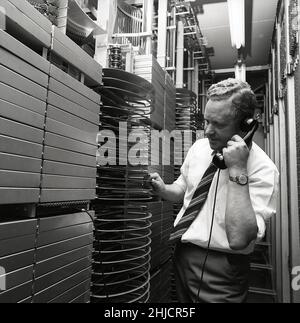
195, 169, 221, 303
81, 208, 95, 224
80, 208, 110, 302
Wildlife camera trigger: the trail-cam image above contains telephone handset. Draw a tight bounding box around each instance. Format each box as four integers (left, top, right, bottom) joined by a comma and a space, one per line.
212, 118, 259, 170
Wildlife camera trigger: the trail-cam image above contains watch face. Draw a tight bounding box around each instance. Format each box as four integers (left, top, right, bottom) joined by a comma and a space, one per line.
238, 175, 248, 185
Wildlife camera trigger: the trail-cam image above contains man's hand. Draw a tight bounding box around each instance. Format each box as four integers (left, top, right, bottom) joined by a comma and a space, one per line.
223, 135, 249, 174
149, 173, 166, 196
149, 173, 185, 202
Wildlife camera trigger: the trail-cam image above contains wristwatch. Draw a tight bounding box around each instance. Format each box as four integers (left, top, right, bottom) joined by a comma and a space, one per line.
229, 174, 249, 185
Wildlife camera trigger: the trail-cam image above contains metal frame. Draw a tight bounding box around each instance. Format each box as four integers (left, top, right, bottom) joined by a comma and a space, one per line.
213, 65, 271, 74
277, 5, 292, 302
271, 44, 283, 303
157, 0, 168, 68
285, 0, 300, 303
176, 20, 184, 88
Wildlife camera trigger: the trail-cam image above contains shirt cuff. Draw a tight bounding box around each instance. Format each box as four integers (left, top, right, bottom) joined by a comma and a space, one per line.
256, 214, 266, 241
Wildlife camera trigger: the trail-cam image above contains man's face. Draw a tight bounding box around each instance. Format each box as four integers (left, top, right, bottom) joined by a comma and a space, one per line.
204, 99, 240, 152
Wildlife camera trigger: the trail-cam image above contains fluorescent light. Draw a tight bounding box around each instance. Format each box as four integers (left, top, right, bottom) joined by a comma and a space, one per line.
235, 60, 246, 81
227, 0, 245, 49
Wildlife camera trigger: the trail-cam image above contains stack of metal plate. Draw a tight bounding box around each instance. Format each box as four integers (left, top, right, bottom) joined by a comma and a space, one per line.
41, 64, 100, 203
134, 55, 166, 130
134, 57, 176, 191
0, 0, 52, 51
92, 68, 154, 303
92, 204, 151, 303
0, 212, 94, 303
96, 68, 176, 303
40, 27, 102, 203
0, 219, 37, 303
33, 212, 94, 303
0, 0, 100, 304
97, 68, 154, 203
51, 26, 102, 86
0, 1, 102, 206
0, 4, 51, 205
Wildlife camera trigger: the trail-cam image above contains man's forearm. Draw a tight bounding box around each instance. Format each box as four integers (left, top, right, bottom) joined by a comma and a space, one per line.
222, 136, 259, 250
160, 183, 185, 202
225, 180, 258, 250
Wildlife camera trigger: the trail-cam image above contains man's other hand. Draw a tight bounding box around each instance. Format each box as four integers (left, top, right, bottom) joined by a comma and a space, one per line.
223, 135, 249, 173
149, 173, 166, 196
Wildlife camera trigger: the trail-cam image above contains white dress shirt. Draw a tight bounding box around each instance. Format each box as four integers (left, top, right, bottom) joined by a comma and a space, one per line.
174, 138, 279, 255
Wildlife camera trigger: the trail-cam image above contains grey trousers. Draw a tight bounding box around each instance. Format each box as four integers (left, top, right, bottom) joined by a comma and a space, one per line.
173, 242, 250, 303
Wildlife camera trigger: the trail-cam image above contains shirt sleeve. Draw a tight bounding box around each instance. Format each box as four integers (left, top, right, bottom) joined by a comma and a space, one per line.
174, 174, 187, 192
173, 140, 196, 192
249, 164, 279, 241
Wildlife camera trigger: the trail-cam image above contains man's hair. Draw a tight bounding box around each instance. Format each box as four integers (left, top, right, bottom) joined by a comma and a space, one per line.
207, 78, 257, 123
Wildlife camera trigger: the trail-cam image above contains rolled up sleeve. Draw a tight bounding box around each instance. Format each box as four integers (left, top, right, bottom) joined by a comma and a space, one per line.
173, 142, 195, 193
174, 174, 187, 193
249, 165, 279, 241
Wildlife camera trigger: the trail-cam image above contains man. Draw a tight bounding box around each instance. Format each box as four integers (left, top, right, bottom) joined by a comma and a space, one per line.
150, 78, 279, 303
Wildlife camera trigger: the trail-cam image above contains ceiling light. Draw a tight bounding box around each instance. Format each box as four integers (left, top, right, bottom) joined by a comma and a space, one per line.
227, 0, 245, 49
235, 59, 246, 81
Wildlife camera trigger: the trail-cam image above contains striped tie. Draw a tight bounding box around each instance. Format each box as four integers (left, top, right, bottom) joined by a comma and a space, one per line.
169, 162, 218, 243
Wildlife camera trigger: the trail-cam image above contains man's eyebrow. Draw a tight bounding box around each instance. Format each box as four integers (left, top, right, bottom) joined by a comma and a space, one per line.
204, 117, 228, 124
